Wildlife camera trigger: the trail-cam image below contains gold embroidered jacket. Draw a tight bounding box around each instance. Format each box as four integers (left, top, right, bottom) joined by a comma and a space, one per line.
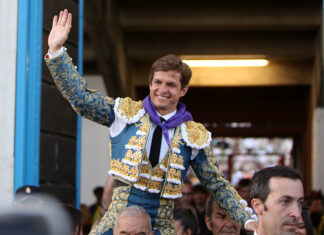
45, 51, 254, 228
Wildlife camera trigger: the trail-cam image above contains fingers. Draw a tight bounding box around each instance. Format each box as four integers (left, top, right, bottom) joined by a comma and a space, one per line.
67, 13, 72, 28
61, 9, 68, 26
57, 10, 63, 25
52, 15, 57, 28
55, 9, 72, 29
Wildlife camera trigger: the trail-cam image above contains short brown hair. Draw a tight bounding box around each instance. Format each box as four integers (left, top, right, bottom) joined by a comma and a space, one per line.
148, 54, 192, 89
251, 166, 301, 203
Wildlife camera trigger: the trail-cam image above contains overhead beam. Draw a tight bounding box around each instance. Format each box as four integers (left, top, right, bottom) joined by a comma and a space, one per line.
119, 2, 320, 32
125, 31, 316, 60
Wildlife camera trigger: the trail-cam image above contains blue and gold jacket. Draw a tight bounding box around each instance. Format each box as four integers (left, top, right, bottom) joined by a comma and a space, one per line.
45, 51, 254, 228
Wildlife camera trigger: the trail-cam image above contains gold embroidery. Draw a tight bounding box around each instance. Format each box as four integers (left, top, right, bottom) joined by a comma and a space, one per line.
153, 167, 165, 180
136, 121, 149, 133
167, 168, 181, 184
136, 136, 146, 149
109, 159, 139, 181
185, 121, 210, 147
156, 199, 176, 235
118, 97, 143, 120
137, 176, 149, 187
141, 163, 150, 174
150, 181, 163, 191
162, 183, 182, 198
128, 136, 137, 146
170, 154, 184, 168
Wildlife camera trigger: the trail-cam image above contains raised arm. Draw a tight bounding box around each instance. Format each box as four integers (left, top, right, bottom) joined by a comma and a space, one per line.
48, 9, 72, 53
45, 10, 116, 127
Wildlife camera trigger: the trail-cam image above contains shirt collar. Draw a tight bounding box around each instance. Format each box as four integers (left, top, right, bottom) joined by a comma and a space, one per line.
158, 109, 177, 121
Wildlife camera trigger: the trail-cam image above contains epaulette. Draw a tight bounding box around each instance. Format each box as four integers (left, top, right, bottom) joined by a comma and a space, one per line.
180, 121, 211, 149
114, 97, 145, 124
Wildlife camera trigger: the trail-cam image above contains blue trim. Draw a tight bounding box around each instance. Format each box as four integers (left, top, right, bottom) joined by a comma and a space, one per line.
15, 0, 43, 191
76, 0, 84, 209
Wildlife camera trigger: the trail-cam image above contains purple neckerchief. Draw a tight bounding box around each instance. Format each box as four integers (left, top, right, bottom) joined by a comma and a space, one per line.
143, 95, 193, 147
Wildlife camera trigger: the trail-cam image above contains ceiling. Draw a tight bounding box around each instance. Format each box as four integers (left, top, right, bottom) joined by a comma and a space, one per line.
83, 0, 322, 98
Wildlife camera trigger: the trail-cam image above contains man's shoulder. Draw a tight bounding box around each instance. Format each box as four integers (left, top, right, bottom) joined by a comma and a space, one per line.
114, 97, 146, 124
180, 121, 211, 149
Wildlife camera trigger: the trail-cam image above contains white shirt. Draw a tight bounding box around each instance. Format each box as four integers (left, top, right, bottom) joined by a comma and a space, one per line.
110, 109, 179, 163
48, 48, 199, 162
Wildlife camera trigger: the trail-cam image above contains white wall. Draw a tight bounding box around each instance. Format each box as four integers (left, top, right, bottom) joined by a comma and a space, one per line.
313, 108, 324, 192
81, 75, 111, 206
0, 0, 18, 207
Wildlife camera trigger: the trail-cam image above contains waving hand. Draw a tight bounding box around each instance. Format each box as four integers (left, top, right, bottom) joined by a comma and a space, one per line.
48, 9, 72, 54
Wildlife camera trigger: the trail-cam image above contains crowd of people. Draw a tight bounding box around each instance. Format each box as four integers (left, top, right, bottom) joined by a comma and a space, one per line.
3, 165, 324, 235
2, 8, 323, 235
108, 165, 323, 235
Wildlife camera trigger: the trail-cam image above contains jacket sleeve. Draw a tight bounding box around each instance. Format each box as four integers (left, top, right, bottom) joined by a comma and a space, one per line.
44, 51, 115, 127
190, 145, 254, 228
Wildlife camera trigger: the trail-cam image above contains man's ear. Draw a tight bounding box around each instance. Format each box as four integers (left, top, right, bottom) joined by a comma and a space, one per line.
180, 86, 189, 97
205, 215, 212, 231
251, 198, 263, 216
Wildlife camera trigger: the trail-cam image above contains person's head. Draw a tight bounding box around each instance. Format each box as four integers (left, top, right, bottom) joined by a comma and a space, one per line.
251, 166, 304, 235
306, 190, 323, 213
296, 207, 314, 235
177, 180, 193, 208
192, 184, 208, 208
15, 185, 42, 208
93, 186, 104, 203
64, 205, 83, 235
148, 54, 191, 115
237, 178, 251, 203
174, 208, 197, 235
113, 206, 153, 235
205, 197, 240, 235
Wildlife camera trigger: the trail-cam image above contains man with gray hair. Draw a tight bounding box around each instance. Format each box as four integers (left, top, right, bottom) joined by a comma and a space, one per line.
204, 196, 240, 235
113, 206, 154, 235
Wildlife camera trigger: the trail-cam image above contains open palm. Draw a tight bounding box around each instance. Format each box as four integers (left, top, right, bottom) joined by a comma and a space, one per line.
48, 9, 72, 53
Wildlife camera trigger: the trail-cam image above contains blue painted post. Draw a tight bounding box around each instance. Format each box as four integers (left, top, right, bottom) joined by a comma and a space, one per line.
15, 0, 43, 191
76, 0, 84, 209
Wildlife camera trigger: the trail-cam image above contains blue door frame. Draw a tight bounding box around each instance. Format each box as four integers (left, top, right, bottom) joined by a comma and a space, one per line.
15, 0, 83, 208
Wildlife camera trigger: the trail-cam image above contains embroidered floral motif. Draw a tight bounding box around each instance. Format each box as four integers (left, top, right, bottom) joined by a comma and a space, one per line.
134, 176, 149, 190
114, 97, 145, 124
157, 155, 168, 172
161, 183, 182, 199
136, 122, 149, 136
181, 121, 211, 149
45, 51, 115, 127
122, 150, 143, 166
89, 186, 131, 234
156, 199, 176, 235
108, 159, 139, 182
166, 168, 181, 184
125, 136, 146, 150
170, 153, 185, 170
151, 167, 165, 182
190, 149, 253, 228
148, 181, 163, 193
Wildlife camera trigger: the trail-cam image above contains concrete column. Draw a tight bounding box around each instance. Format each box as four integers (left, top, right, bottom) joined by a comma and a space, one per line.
0, 0, 18, 207
81, 75, 111, 205
313, 108, 324, 192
